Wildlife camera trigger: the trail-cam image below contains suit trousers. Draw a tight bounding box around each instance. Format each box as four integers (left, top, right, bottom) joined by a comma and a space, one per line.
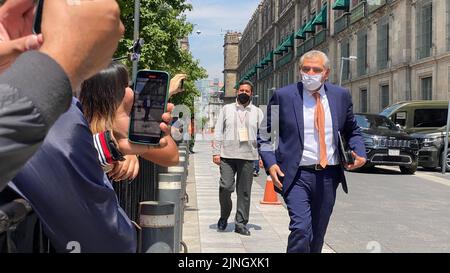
283, 165, 340, 253
219, 158, 254, 228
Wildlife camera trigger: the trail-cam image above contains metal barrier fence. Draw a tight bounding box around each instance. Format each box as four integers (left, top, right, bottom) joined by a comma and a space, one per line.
0, 141, 190, 253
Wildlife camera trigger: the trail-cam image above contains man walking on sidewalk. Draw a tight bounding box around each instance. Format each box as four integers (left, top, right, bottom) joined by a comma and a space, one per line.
258, 50, 366, 252
213, 81, 264, 236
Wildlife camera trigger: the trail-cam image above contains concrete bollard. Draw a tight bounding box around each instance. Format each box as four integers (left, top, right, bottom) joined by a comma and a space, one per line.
139, 201, 175, 253
166, 165, 187, 250
158, 173, 183, 253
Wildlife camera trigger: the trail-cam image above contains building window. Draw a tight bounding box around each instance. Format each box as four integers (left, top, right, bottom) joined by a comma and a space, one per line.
357, 31, 368, 76
380, 85, 389, 110
421, 77, 432, 100
377, 21, 389, 69
359, 89, 367, 113
360, 89, 368, 113
341, 40, 350, 81
416, 0, 433, 59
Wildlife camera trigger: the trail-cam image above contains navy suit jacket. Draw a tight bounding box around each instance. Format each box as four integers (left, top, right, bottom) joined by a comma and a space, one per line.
257, 82, 366, 194
9, 98, 136, 253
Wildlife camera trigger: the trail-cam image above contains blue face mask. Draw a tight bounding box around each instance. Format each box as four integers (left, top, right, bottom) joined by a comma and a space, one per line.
301, 72, 323, 91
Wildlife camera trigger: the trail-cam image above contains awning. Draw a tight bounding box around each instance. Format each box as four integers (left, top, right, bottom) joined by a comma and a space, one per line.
312, 5, 327, 26
261, 51, 274, 65
295, 24, 307, 39
332, 0, 349, 11
303, 20, 315, 33
281, 34, 294, 49
274, 43, 284, 55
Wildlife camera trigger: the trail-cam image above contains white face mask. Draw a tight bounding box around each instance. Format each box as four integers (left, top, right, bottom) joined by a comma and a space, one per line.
301, 72, 323, 91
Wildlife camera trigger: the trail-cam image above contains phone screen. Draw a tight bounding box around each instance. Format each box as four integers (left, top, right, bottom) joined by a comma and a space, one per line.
129, 70, 169, 145
33, 0, 44, 34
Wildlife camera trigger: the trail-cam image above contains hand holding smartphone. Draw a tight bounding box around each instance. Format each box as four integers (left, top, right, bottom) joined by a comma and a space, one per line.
129, 70, 170, 145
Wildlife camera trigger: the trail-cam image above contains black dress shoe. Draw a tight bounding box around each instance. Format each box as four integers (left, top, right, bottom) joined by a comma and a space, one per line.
217, 218, 227, 231
234, 225, 251, 236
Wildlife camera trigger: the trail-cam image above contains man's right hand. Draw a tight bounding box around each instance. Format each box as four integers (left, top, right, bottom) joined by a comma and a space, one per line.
213, 155, 221, 166
268, 164, 285, 191
39, 0, 124, 90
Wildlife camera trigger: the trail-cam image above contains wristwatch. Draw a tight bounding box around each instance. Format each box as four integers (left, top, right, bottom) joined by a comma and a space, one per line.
104, 130, 125, 162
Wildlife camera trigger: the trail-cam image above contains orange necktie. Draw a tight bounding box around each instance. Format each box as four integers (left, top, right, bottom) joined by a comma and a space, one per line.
312, 92, 328, 168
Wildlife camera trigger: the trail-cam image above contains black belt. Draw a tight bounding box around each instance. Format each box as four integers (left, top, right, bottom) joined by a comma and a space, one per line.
299, 164, 340, 171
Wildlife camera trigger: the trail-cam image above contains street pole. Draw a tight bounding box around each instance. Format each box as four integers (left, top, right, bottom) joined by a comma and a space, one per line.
442, 100, 450, 174
132, 0, 141, 84
339, 57, 344, 86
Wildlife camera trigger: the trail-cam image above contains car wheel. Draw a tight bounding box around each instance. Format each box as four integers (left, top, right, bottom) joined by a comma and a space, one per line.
441, 150, 450, 172
400, 163, 417, 175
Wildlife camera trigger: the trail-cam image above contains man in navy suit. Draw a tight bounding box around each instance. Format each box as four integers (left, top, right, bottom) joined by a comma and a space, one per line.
258, 50, 367, 253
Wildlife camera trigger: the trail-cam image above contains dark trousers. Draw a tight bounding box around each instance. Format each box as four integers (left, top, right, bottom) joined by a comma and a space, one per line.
219, 158, 254, 228
283, 166, 340, 253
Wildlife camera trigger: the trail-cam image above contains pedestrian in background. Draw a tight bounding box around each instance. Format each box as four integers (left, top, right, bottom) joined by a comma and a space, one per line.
213, 80, 264, 236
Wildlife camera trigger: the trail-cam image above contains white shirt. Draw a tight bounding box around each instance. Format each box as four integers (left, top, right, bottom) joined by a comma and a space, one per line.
213, 101, 264, 160
300, 85, 339, 166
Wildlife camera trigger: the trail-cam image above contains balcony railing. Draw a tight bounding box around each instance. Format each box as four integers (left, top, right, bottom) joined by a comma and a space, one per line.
368, 0, 386, 13
297, 43, 305, 57
314, 30, 327, 46
276, 52, 293, 69
259, 65, 273, 79
350, 1, 366, 24
304, 37, 315, 52
334, 14, 349, 34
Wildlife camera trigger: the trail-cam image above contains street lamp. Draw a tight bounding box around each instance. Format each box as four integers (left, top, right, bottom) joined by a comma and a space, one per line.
339, 56, 357, 86
132, 0, 141, 83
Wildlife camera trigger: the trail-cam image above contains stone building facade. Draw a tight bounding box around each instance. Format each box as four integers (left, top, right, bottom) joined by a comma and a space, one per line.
223, 32, 242, 103
233, 0, 450, 113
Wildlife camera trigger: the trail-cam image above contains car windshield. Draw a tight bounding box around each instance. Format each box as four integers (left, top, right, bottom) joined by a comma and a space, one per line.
356, 115, 399, 131
379, 104, 402, 117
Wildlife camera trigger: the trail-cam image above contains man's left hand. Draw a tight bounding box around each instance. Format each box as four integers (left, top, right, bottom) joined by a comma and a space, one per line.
344, 151, 366, 170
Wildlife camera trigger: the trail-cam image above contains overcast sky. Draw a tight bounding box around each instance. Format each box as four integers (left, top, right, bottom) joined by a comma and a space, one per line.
186, 0, 261, 81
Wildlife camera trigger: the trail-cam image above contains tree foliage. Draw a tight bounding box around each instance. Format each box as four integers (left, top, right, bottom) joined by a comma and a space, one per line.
116, 0, 208, 114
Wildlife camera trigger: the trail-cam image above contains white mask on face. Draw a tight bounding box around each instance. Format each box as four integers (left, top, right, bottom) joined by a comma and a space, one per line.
301, 72, 323, 91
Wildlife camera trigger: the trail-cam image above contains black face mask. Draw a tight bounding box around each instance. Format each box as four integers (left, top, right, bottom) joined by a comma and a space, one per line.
237, 93, 251, 105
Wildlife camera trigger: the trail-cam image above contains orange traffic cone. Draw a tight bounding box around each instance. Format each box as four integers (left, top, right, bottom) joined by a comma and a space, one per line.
260, 176, 282, 205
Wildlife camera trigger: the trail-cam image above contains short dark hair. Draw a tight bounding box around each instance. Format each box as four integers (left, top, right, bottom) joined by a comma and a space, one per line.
239, 80, 254, 93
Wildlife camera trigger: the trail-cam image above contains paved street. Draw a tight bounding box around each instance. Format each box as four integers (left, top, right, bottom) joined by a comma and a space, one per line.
326, 166, 450, 253
186, 137, 450, 253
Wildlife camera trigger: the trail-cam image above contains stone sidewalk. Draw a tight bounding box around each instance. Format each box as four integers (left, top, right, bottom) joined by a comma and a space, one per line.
183, 139, 335, 253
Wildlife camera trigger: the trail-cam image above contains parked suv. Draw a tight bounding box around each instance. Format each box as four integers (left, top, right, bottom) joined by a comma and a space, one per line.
355, 114, 420, 174
411, 126, 450, 171
380, 100, 448, 134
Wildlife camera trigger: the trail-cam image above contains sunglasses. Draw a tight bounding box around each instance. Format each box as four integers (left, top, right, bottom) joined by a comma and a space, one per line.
300, 66, 324, 73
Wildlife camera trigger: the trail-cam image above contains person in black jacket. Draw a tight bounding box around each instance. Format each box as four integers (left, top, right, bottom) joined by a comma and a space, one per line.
0, 0, 124, 190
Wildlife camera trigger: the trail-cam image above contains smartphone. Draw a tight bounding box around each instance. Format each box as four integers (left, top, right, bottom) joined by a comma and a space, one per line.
33, 0, 44, 34
129, 70, 170, 145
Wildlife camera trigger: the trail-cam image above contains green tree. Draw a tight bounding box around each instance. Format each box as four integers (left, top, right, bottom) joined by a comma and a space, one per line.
116, 0, 207, 114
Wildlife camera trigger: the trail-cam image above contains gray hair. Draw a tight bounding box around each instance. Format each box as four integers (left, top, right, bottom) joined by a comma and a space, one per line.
299, 50, 330, 70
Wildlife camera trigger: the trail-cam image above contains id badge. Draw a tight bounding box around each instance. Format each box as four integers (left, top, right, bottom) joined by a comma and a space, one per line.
238, 127, 249, 142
